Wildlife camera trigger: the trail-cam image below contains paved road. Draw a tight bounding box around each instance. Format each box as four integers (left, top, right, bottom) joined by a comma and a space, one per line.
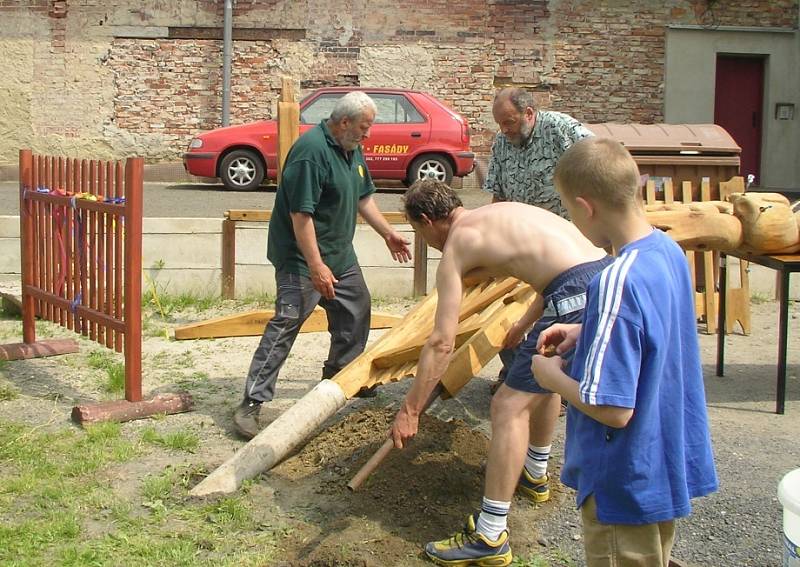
0, 178, 490, 218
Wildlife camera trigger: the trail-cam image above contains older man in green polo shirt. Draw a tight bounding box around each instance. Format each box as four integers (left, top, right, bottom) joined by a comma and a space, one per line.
234, 91, 412, 440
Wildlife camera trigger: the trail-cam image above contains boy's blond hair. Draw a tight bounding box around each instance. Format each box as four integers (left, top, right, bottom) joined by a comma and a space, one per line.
554, 137, 641, 208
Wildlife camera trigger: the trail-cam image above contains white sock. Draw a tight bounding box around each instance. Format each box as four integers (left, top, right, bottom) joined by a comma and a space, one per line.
475, 497, 510, 541
524, 444, 551, 479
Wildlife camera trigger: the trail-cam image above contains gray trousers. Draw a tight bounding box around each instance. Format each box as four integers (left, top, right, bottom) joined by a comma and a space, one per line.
243, 264, 371, 403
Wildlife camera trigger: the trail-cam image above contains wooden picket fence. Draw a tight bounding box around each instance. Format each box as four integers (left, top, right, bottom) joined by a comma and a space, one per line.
642, 175, 750, 335
3, 149, 145, 401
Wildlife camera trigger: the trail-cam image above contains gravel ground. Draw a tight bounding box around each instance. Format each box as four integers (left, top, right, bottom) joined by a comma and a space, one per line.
1, 278, 798, 566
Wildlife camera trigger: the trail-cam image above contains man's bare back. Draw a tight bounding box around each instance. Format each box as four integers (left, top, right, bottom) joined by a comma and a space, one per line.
447, 202, 606, 292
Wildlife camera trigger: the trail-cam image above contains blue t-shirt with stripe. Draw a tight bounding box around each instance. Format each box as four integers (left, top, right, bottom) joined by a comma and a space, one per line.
561, 229, 718, 524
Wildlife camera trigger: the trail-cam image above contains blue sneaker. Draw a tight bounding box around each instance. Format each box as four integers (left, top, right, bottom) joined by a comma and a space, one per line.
518, 469, 550, 503
424, 514, 512, 566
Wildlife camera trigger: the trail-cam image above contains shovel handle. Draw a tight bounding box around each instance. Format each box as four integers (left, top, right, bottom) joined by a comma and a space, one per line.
347, 437, 395, 491
347, 383, 444, 491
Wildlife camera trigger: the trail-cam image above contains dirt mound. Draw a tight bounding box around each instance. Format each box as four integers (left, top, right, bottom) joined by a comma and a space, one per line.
267, 408, 558, 566
266, 408, 488, 565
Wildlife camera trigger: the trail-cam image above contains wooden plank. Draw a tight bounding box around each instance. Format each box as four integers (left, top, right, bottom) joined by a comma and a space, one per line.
682, 181, 698, 312
663, 178, 674, 204
701, 178, 717, 334
458, 277, 520, 322
371, 318, 485, 369
173, 308, 404, 340
224, 209, 409, 224
645, 179, 656, 204
440, 285, 536, 397
332, 288, 443, 397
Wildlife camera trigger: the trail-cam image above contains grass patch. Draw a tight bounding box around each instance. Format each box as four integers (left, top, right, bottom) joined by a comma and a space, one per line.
87, 350, 125, 394
0, 420, 281, 566
140, 426, 199, 453
750, 291, 772, 305
0, 380, 18, 401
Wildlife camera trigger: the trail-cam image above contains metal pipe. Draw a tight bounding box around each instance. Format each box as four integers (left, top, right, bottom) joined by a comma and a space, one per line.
221, 0, 233, 126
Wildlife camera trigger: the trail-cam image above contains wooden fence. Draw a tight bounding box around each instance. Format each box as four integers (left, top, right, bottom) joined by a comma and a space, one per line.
642, 175, 750, 335
1, 150, 145, 400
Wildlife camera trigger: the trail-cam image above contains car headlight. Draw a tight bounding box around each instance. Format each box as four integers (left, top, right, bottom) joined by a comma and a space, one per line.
189, 138, 203, 149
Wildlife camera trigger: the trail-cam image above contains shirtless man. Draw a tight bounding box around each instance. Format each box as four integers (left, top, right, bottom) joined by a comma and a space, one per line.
391, 179, 611, 567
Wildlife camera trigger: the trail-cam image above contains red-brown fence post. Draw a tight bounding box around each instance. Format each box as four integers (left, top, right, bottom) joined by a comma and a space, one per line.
123, 157, 143, 403
19, 149, 36, 344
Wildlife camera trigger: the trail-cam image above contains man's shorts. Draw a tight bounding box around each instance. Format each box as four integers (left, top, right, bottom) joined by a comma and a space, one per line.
504, 255, 614, 394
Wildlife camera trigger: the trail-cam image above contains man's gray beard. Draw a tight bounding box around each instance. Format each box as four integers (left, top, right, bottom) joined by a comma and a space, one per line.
509, 121, 534, 147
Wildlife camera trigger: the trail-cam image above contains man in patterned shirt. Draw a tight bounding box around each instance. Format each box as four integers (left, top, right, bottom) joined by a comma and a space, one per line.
479, 89, 595, 484
482, 87, 594, 219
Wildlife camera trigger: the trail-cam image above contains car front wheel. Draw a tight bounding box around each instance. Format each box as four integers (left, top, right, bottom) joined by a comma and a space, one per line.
220, 149, 265, 191
407, 154, 454, 186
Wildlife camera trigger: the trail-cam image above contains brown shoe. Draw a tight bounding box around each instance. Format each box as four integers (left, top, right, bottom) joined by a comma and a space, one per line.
233, 399, 262, 440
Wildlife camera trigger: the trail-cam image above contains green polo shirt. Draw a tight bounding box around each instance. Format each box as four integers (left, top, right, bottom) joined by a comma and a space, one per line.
267, 120, 376, 277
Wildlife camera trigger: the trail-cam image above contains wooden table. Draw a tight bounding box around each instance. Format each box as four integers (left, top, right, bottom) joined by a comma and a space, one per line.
716, 252, 800, 414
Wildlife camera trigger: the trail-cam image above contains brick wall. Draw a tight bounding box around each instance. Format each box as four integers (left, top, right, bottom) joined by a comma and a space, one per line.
0, 0, 797, 163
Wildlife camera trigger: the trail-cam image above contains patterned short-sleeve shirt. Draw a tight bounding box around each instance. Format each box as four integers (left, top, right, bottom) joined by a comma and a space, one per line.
483, 110, 594, 219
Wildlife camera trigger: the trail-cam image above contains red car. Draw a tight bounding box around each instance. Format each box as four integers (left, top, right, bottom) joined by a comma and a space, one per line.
183, 87, 475, 190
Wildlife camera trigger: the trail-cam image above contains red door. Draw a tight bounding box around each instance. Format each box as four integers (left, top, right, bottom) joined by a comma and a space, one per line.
714, 55, 764, 184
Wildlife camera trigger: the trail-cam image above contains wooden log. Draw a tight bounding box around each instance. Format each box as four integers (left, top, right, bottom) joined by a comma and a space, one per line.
732, 193, 800, 253
646, 209, 743, 252
0, 338, 79, 361
173, 308, 403, 340
71, 392, 194, 425
189, 379, 347, 496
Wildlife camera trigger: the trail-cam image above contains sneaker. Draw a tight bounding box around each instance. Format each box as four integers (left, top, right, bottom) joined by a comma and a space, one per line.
424, 514, 512, 567
233, 398, 262, 440
518, 469, 550, 503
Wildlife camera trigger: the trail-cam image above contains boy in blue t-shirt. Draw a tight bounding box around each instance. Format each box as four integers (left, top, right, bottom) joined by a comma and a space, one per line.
533, 137, 718, 566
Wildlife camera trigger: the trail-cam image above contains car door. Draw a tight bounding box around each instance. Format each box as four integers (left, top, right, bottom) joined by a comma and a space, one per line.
363, 92, 429, 179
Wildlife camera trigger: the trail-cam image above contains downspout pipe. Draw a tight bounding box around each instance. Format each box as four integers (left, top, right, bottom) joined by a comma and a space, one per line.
222, 0, 233, 126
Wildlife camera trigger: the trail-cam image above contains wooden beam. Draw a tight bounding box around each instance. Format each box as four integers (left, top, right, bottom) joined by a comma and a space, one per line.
221, 218, 236, 299
224, 209, 409, 224
441, 286, 536, 397
371, 318, 485, 369
173, 307, 403, 340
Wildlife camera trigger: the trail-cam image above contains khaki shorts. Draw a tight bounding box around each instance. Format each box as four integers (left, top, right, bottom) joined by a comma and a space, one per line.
580, 495, 676, 567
